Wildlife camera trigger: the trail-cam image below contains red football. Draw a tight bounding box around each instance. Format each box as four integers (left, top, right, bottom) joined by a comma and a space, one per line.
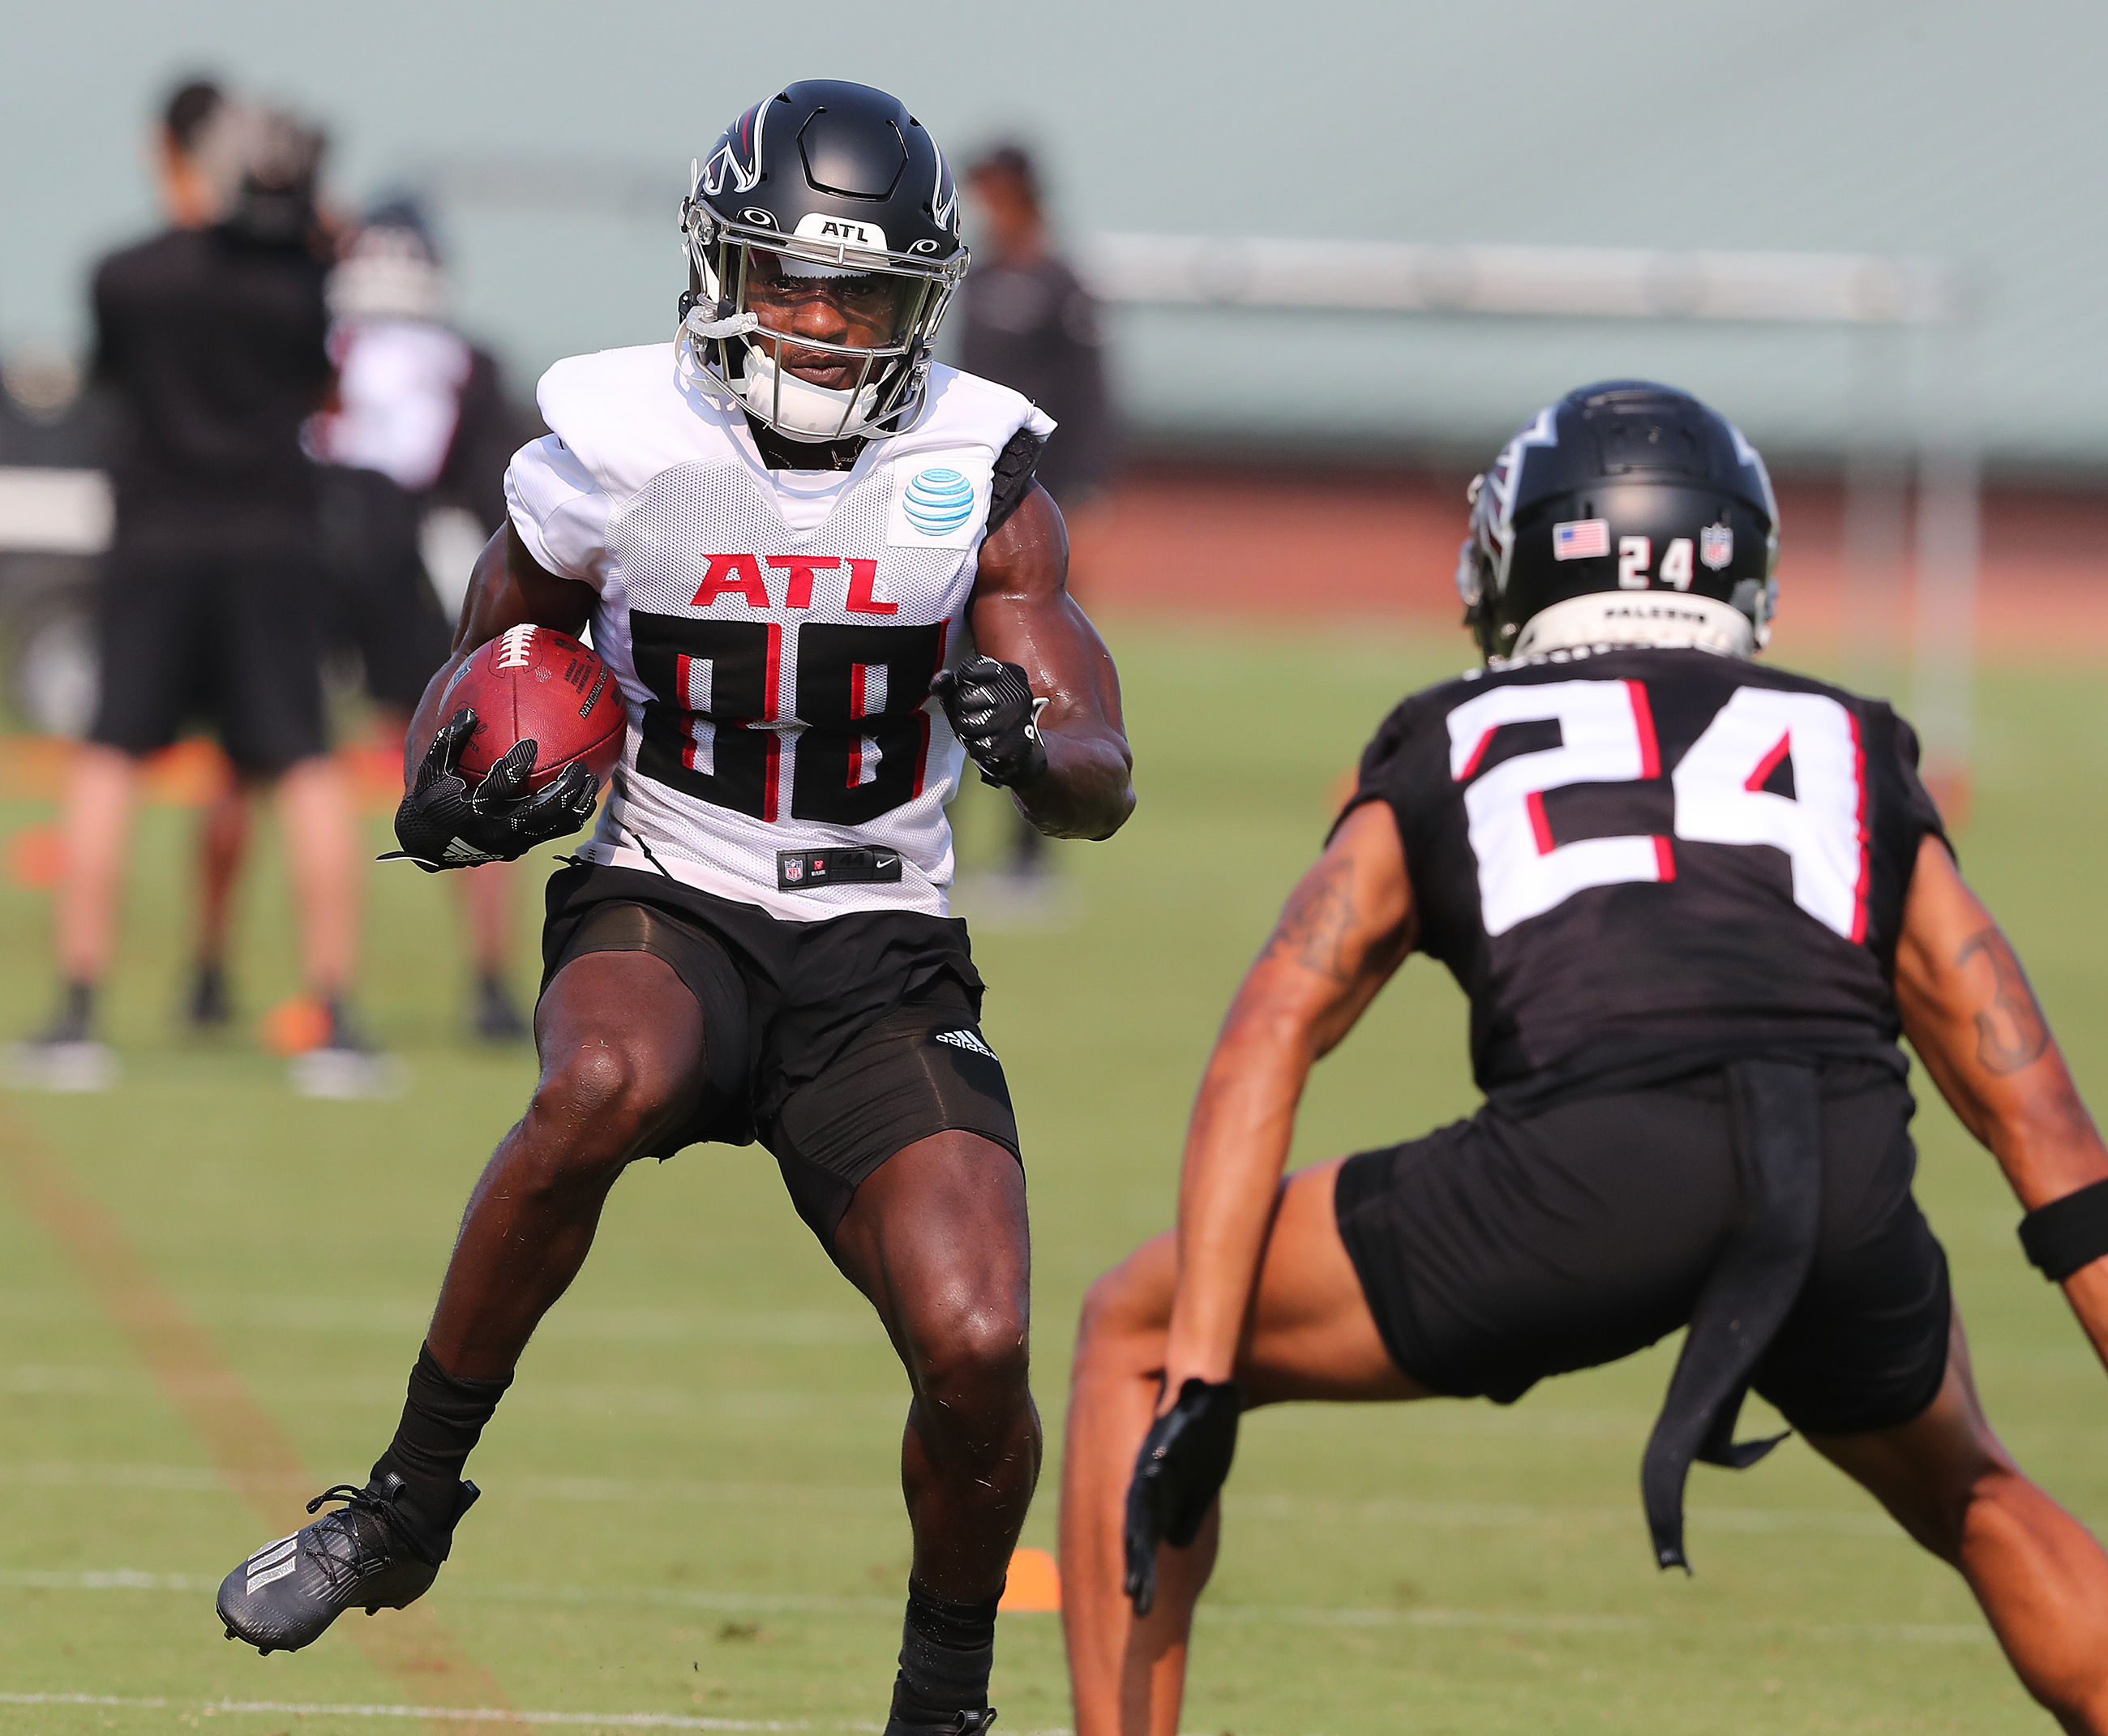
441, 624, 625, 793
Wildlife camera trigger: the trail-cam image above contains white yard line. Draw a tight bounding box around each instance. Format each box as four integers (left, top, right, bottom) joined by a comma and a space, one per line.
0, 1459, 1930, 1534
0, 1365, 904, 1419
0, 1461, 898, 1511
0, 1694, 799, 1730
0, 1568, 1988, 1644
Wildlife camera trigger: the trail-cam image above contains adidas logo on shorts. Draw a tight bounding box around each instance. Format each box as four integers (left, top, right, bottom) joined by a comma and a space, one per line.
933, 1029, 998, 1061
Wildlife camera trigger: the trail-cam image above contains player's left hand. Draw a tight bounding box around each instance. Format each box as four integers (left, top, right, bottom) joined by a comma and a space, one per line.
1122, 1376, 1242, 1617
930, 656, 1048, 788
383, 708, 598, 872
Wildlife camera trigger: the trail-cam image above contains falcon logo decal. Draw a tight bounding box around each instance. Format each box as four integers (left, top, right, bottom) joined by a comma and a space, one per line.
701, 101, 767, 197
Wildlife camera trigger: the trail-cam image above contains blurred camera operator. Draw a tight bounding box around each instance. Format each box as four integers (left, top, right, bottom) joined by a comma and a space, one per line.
12, 98, 379, 1095
156, 76, 226, 229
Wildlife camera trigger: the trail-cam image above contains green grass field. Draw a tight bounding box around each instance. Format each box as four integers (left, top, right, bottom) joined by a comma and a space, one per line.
4, 618, 2108, 1735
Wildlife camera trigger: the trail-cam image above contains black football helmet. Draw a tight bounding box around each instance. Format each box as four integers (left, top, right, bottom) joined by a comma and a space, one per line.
677, 80, 966, 442
1457, 381, 1780, 661
328, 198, 444, 321
208, 106, 327, 246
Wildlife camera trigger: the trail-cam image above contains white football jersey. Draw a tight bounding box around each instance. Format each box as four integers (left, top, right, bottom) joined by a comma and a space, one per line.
505, 344, 1054, 919
307, 318, 473, 492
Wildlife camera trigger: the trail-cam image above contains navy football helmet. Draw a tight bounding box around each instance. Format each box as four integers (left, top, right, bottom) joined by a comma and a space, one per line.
677, 80, 966, 442
1457, 382, 1780, 661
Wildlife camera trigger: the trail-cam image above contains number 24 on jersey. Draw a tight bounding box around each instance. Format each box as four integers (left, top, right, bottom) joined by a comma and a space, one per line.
1447, 679, 1870, 941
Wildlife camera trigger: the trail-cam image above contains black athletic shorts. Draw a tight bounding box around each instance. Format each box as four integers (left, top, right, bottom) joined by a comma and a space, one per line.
540, 864, 1020, 1242
90, 542, 328, 774
1334, 1062, 1952, 1437
317, 466, 452, 713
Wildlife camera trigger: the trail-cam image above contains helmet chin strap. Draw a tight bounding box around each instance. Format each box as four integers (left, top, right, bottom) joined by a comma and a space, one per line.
1509, 592, 1757, 661
736, 341, 880, 440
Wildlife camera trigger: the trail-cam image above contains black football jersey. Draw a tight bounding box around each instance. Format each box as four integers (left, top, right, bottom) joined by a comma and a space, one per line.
1346, 647, 1947, 1111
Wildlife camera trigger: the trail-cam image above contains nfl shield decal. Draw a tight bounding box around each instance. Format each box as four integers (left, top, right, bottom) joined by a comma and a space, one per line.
1699, 523, 1735, 571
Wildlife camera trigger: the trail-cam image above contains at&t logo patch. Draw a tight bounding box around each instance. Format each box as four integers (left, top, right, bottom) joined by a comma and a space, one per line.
888, 460, 983, 547
905, 469, 975, 535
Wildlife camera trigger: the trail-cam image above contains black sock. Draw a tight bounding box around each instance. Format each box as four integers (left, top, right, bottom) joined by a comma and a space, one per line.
890, 1580, 1000, 1724
50, 980, 95, 1042
369, 1344, 512, 1558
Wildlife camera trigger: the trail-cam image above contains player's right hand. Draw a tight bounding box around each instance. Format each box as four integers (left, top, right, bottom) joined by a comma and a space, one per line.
930, 656, 1049, 788
383, 708, 598, 872
1122, 1376, 1242, 1617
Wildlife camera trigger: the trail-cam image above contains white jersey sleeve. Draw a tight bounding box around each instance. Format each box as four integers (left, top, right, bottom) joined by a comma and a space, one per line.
504, 435, 615, 586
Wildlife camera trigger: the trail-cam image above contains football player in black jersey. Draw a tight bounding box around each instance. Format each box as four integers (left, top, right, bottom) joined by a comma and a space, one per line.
1060, 383, 2108, 1733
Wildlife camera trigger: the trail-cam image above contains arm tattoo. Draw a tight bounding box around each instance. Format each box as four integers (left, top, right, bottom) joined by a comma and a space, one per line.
1263, 856, 1360, 984
1957, 926, 2050, 1076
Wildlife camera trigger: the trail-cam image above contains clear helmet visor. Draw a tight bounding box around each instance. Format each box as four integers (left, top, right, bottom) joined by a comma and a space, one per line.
741, 247, 926, 356
678, 206, 962, 443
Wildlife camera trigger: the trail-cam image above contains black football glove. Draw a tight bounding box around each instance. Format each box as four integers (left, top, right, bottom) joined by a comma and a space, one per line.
1123, 1377, 1242, 1617
382, 708, 599, 872
930, 656, 1049, 788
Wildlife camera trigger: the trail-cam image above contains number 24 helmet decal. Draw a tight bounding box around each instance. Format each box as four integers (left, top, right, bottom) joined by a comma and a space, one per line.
677, 79, 967, 444
1457, 381, 1781, 661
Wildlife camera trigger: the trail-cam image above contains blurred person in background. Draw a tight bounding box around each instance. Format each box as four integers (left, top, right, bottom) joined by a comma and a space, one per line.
10, 99, 382, 1095
959, 144, 1113, 912
0, 79, 222, 732
192, 197, 533, 1041
155, 75, 226, 229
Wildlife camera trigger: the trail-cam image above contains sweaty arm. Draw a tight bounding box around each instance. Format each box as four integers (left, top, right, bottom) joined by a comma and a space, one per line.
956, 484, 1134, 840
401, 521, 596, 787
1159, 800, 1418, 1392
1895, 835, 2108, 1367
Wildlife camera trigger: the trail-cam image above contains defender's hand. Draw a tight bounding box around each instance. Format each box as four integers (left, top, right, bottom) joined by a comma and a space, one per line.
385, 709, 598, 872
1122, 1377, 1241, 1617
930, 656, 1048, 788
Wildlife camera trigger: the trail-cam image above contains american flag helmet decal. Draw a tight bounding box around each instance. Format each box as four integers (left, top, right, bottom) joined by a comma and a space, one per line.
1553, 519, 1612, 561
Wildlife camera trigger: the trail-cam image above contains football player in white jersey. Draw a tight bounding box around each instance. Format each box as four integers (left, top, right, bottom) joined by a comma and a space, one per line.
214, 83, 1135, 1735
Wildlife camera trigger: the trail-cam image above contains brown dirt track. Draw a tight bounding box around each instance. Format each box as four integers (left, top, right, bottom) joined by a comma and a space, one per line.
1076, 463, 2108, 661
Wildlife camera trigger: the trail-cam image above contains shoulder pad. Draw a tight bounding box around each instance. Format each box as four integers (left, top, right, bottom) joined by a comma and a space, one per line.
987, 427, 1048, 534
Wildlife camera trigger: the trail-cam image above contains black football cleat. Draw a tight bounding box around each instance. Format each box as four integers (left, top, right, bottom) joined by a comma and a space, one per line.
186, 962, 233, 1031
216, 1472, 477, 1654
883, 1710, 996, 1736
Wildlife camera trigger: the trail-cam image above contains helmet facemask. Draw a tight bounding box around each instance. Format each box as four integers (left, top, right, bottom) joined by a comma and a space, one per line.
676, 199, 964, 442
1457, 466, 1520, 660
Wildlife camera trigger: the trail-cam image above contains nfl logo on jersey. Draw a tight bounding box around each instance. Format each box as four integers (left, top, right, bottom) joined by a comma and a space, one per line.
784, 859, 804, 883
